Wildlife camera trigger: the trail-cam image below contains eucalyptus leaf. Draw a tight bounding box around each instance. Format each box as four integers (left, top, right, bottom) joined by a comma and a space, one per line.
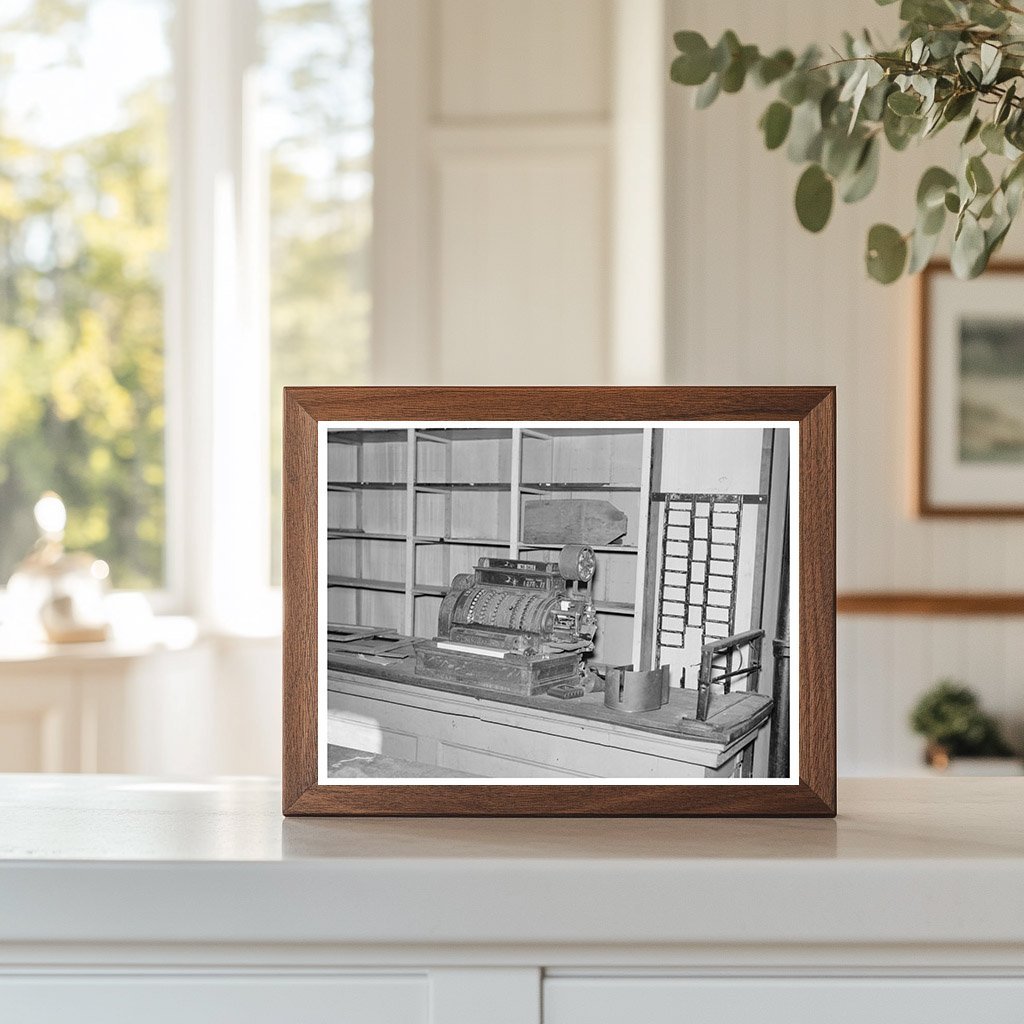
779, 73, 808, 107
866, 223, 908, 283
842, 137, 880, 203
981, 121, 1006, 155
884, 106, 922, 150
694, 73, 721, 109
967, 154, 995, 195
980, 42, 1002, 86
888, 90, 921, 115
917, 166, 957, 210
942, 92, 974, 122
710, 31, 740, 73
1004, 158, 1024, 216
908, 221, 942, 273
721, 44, 759, 93
787, 100, 823, 162
996, 83, 1017, 124
822, 128, 864, 178
760, 101, 793, 150
795, 164, 834, 232
951, 211, 986, 278
861, 79, 892, 122
671, 46, 712, 87
962, 115, 983, 145
754, 49, 795, 87
671, 4, 1024, 284
970, 2, 1009, 30
920, 200, 946, 235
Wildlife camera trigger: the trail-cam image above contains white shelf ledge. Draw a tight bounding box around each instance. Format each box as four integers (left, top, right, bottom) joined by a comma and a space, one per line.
0, 777, 1022, 955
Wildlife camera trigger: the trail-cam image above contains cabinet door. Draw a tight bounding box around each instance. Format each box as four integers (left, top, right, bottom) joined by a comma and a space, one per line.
544, 976, 1024, 1024
0, 974, 427, 1024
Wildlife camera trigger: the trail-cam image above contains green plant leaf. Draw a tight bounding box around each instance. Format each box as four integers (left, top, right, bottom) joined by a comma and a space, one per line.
981, 122, 1005, 155
970, 2, 1009, 29
760, 101, 792, 150
721, 44, 759, 92
942, 92, 974, 123
822, 128, 863, 178
710, 30, 740, 73
888, 90, 921, 115
787, 100, 823, 162
861, 79, 892, 122
944, 190, 961, 213
996, 82, 1017, 125
694, 73, 721, 109
962, 115, 983, 145
842, 136, 880, 203
884, 106, 922, 150
980, 41, 1002, 86
866, 223, 907, 283
754, 49, 795, 87
779, 73, 807, 106
1004, 157, 1024, 216
795, 164, 834, 232
917, 166, 957, 210
908, 221, 942, 273
967, 154, 995, 196
921, 199, 946, 235
671, 32, 713, 86
951, 211, 987, 278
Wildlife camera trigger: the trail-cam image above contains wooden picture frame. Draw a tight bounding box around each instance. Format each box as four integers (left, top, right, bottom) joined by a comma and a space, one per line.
283, 387, 836, 816
917, 260, 1024, 517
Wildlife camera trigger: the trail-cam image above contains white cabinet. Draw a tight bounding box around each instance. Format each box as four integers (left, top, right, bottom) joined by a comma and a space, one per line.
544, 977, 1024, 1024
0, 637, 211, 773
3, 777, 1022, 1023
1, 975, 428, 1024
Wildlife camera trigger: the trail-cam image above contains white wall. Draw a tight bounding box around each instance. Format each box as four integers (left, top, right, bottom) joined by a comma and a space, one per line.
371, 0, 1024, 775
665, 0, 1024, 772
373, 0, 665, 386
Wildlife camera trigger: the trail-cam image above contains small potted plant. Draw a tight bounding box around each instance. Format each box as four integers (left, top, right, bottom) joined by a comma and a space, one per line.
910, 680, 1019, 773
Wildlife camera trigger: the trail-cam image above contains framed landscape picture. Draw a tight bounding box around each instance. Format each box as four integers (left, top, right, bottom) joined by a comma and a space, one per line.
282, 387, 836, 816
918, 262, 1024, 516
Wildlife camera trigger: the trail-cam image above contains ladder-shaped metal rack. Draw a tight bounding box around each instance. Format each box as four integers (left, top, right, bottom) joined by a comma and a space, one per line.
651, 491, 767, 685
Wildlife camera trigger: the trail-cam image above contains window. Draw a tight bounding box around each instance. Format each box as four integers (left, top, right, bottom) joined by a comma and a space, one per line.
0, 0, 172, 589
0, 0, 374, 615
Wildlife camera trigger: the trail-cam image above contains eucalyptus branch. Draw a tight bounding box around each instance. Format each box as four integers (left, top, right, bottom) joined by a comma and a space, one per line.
670, 0, 1024, 283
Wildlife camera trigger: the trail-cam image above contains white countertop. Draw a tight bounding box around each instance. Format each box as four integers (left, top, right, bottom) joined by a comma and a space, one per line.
1, 775, 1022, 953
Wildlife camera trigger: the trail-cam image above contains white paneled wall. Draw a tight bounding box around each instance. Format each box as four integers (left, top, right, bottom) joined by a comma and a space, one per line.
371, 0, 1024, 774
666, 0, 1024, 773
373, 0, 666, 386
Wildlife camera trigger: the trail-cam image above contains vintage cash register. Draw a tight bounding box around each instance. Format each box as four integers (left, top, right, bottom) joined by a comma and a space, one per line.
414, 544, 598, 696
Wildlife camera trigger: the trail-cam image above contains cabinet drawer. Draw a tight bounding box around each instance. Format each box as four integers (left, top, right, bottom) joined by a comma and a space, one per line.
544, 976, 1024, 1023
0, 974, 427, 1024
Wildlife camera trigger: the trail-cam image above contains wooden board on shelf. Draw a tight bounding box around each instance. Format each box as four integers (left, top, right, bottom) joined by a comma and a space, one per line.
522, 498, 628, 546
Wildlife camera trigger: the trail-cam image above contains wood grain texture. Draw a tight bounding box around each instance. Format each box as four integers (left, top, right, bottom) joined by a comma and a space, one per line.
282, 387, 836, 817
838, 592, 1024, 616
916, 260, 1024, 518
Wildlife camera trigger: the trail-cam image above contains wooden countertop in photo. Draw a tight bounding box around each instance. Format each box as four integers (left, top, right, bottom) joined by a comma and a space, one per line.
326, 652, 773, 746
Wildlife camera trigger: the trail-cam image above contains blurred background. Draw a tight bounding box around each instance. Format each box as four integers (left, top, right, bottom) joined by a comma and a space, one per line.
0, 0, 1020, 778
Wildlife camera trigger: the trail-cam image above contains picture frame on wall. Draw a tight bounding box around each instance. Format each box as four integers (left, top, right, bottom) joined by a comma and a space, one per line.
282, 387, 836, 817
917, 261, 1024, 517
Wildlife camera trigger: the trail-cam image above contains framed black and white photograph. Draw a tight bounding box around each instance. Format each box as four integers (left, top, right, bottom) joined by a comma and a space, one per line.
283, 387, 835, 816
918, 262, 1024, 517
